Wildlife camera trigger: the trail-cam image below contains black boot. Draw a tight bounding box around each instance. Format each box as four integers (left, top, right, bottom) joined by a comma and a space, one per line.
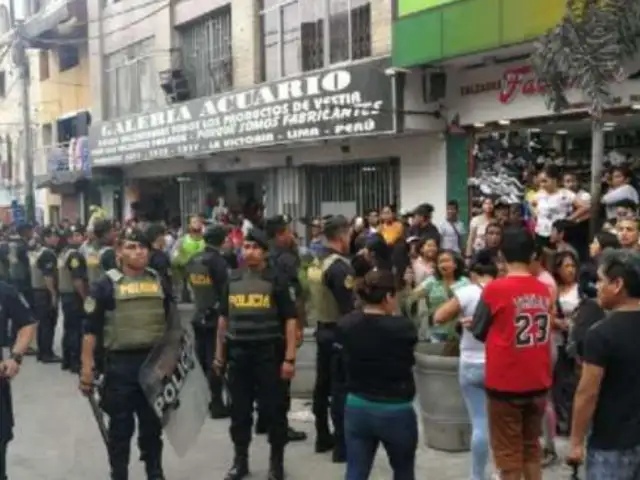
145, 460, 165, 480
224, 449, 249, 480
314, 428, 334, 453
267, 448, 285, 480
209, 399, 229, 419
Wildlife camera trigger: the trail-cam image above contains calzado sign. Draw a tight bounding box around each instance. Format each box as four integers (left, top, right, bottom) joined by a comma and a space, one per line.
89, 59, 394, 165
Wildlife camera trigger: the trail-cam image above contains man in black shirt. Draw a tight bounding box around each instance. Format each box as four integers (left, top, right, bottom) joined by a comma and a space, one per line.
0, 282, 37, 480
569, 249, 640, 478
146, 223, 172, 293
408, 203, 441, 245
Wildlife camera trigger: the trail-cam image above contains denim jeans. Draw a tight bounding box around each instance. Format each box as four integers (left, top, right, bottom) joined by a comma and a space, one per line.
587, 444, 640, 480
344, 402, 417, 480
459, 361, 489, 480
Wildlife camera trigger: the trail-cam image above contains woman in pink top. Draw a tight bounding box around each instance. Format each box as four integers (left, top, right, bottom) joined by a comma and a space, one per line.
531, 244, 559, 467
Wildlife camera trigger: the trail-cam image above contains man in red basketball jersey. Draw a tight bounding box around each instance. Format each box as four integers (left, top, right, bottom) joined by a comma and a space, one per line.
471, 227, 553, 480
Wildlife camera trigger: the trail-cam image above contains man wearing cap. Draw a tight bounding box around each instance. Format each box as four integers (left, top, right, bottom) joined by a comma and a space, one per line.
31, 226, 60, 363
214, 228, 298, 480
184, 224, 230, 419
84, 220, 114, 287
80, 227, 171, 480
264, 215, 307, 442
97, 221, 118, 273
58, 224, 88, 373
308, 214, 356, 462
408, 203, 441, 244
0, 281, 37, 480
146, 223, 172, 292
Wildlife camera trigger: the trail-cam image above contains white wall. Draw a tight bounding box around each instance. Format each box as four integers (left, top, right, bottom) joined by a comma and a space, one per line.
123, 133, 448, 222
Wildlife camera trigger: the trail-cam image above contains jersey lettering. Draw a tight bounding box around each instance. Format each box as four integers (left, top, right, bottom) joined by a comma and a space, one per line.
229, 293, 271, 309
118, 282, 160, 296
514, 312, 550, 347
189, 273, 213, 286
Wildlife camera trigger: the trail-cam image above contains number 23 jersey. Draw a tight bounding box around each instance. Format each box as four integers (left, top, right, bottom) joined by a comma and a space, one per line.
480, 275, 553, 397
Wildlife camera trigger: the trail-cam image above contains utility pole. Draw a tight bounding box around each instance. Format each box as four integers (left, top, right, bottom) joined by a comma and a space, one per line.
14, 21, 35, 223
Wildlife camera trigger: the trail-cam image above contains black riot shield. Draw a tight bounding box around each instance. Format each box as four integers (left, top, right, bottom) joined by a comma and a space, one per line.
87, 375, 109, 446
138, 303, 210, 457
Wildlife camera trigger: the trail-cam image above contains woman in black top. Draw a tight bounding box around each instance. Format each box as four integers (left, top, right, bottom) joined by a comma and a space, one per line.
337, 269, 418, 480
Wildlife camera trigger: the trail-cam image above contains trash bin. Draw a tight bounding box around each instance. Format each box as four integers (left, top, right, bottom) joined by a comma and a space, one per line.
414, 342, 470, 452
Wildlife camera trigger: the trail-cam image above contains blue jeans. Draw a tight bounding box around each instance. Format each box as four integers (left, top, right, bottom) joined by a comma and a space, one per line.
459, 361, 489, 480
344, 402, 417, 480
587, 444, 640, 479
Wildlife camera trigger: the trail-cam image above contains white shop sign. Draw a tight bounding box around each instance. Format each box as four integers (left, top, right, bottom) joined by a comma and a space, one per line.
446, 62, 640, 126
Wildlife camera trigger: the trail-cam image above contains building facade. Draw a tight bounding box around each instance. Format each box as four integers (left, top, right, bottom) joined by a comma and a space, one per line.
87, 0, 447, 229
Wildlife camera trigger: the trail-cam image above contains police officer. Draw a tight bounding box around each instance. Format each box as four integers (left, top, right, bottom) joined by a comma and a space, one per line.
308, 215, 355, 462
31, 226, 60, 363
58, 224, 88, 373
265, 215, 307, 442
184, 224, 230, 419
80, 227, 170, 480
214, 229, 298, 480
84, 219, 115, 286
146, 223, 172, 292
0, 282, 37, 480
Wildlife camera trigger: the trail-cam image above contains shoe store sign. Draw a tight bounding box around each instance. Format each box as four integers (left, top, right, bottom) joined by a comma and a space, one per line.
89, 58, 395, 166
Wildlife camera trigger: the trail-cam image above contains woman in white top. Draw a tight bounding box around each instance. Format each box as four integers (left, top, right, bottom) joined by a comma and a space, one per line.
434, 249, 499, 480
531, 165, 589, 247
601, 165, 639, 221
465, 198, 494, 259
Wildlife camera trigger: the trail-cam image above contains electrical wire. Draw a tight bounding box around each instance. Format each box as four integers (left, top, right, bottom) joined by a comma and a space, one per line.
28, 0, 171, 44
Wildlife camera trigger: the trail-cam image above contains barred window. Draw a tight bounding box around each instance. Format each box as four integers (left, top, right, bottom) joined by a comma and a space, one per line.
179, 6, 233, 98
105, 38, 155, 119
260, 0, 371, 82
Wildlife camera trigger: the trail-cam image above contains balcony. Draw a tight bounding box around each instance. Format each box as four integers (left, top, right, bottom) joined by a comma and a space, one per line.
24, 0, 87, 48
35, 136, 91, 190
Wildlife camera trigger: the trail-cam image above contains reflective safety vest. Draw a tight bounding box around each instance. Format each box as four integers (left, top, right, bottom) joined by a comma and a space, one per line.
226, 270, 281, 342
8, 240, 28, 284
58, 247, 78, 294
185, 252, 218, 312
103, 269, 165, 351
309, 253, 351, 324
85, 244, 101, 285
30, 246, 54, 290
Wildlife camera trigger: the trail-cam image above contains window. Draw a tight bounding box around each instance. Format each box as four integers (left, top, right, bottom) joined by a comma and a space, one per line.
0, 71, 5, 97
39, 50, 49, 80
58, 45, 79, 72
260, 0, 371, 81
179, 6, 233, 98
105, 38, 156, 119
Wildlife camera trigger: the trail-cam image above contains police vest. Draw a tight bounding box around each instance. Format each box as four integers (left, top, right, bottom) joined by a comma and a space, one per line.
57, 247, 78, 294
30, 247, 54, 290
103, 269, 165, 351
7, 241, 28, 283
226, 270, 281, 342
85, 245, 101, 285
309, 253, 351, 323
185, 253, 218, 311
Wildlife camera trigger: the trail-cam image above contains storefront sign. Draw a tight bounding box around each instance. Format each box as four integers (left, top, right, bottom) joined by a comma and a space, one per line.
460, 65, 550, 104
89, 59, 394, 166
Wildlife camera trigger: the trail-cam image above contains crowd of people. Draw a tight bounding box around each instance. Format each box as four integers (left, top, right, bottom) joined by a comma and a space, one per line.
1, 160, 640, 480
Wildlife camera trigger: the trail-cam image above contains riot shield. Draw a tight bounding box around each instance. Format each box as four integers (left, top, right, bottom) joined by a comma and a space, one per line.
139, 303, 211, 457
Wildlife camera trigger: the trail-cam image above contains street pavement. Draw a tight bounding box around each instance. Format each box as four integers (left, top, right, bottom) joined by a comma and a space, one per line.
7, 328, 581, 479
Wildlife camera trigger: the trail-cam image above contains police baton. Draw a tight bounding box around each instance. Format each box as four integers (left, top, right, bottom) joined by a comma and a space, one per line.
86, 376, 109, 446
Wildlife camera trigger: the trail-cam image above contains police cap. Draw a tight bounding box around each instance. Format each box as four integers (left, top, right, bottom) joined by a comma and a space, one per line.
145, 223, 166, 245
323, 215, 350, 240
203, 224, 229, 246
245, 228, 269, 250
118, 226, 147, 245
41, 225, 59, 238
265, 214, 291, 239
93, 219, 112, 237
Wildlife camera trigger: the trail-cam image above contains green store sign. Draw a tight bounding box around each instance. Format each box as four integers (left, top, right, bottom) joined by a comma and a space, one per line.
393, 0, 565, 67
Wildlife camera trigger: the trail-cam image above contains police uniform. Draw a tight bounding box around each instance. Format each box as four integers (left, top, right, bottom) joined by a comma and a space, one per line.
222, 229, 296, 480
308, 215, 355, 462
58, 226, 88, 372
31, 229, 60, 363
184, 225, 229, 418
0, 282, 36, 480
265, 215, 307, 442
83, 228, 170, 480
146, 224, 172, 295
